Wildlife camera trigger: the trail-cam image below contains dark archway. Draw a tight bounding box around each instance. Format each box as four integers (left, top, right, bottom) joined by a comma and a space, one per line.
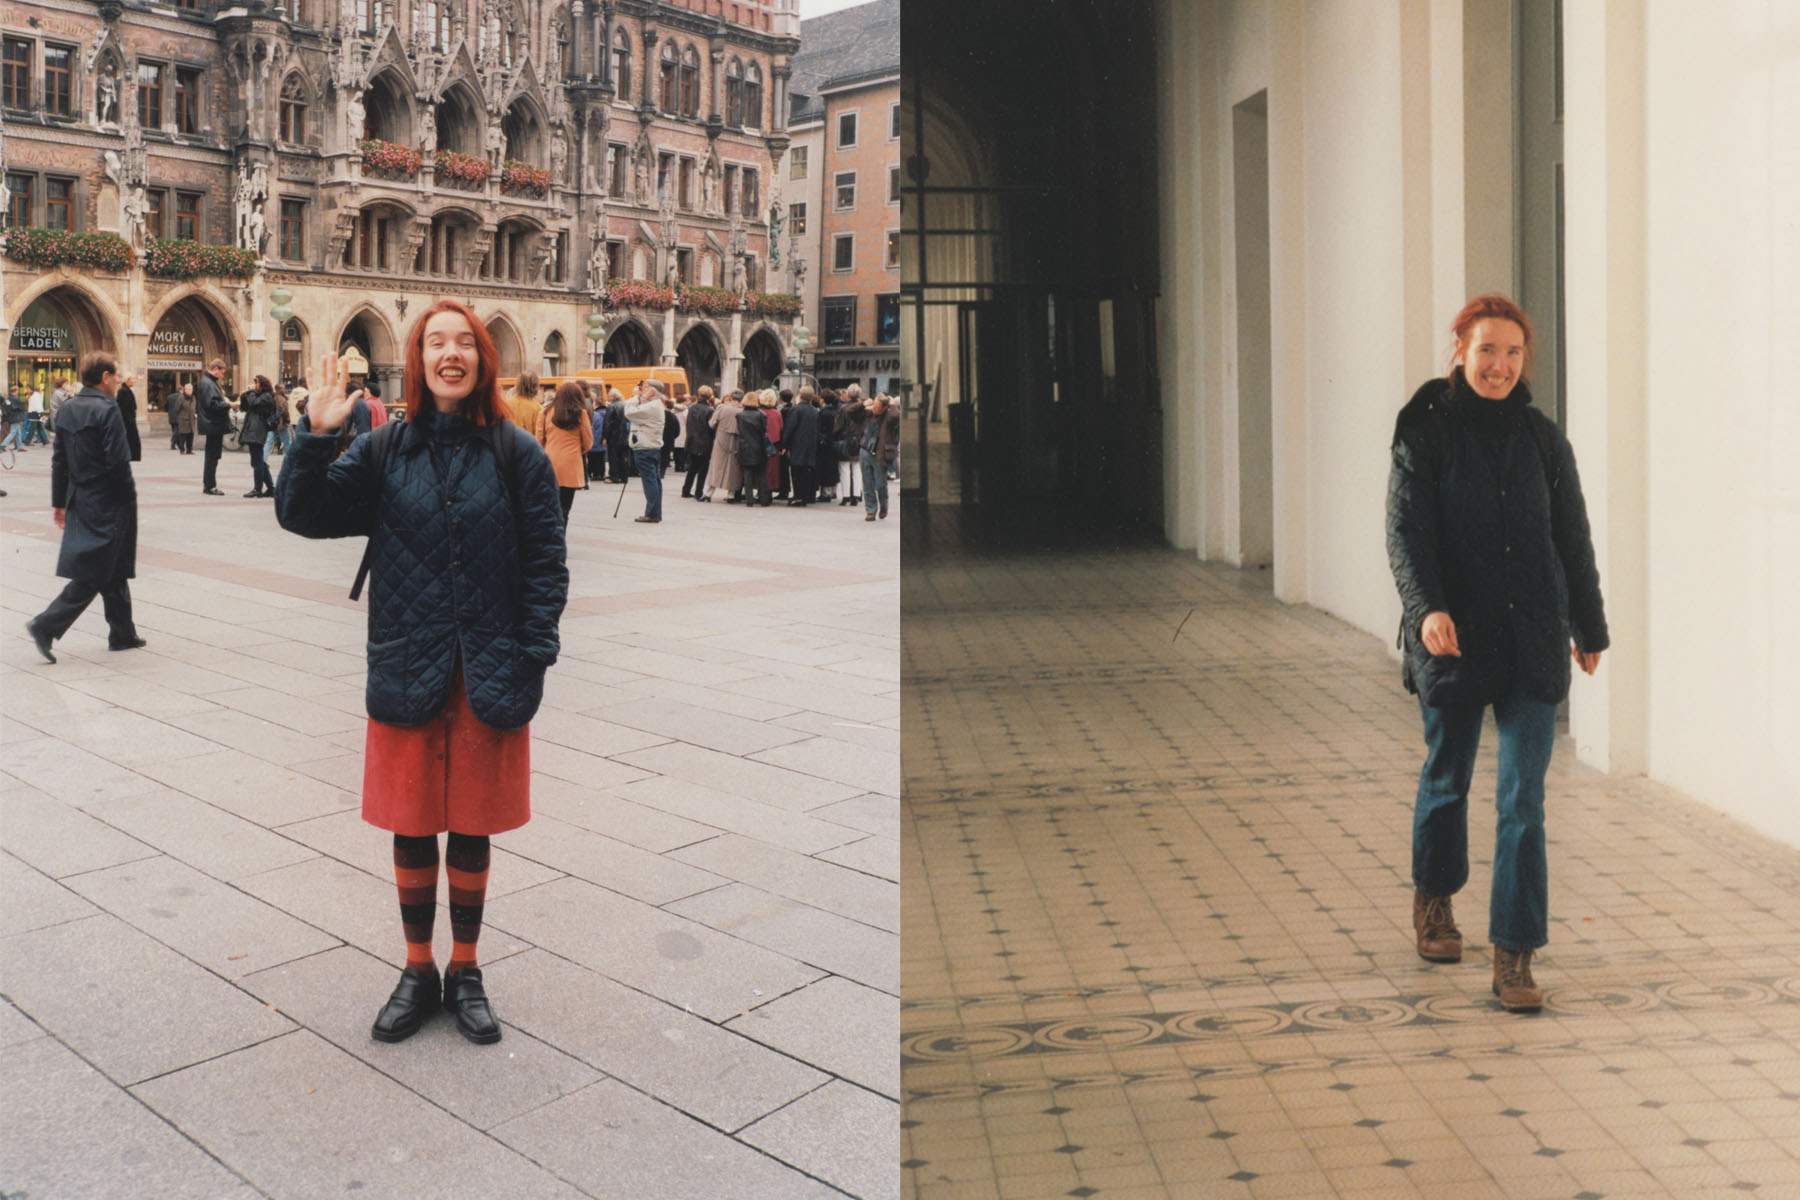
145, 293, 237, 412
362, 70, 412, 144
903, 0, 1162, 545
676, 325, 722, 391
604, 321, 654, 367
740, 328, 784, 390
435, 84, 484, 156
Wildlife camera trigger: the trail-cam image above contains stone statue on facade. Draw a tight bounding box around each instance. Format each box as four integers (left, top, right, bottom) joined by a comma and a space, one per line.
587, 221, 608, 296
702, 158, 719, 216
485, 119, 505, 167
122, 186, 148, 251
346, 89, 365, 144
550, 127, 567, 185
96, 64, 119, 125
419, 102, 437, 152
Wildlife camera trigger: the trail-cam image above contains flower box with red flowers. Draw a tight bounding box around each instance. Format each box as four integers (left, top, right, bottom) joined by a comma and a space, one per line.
144, 237, 260, 280
434, 149, 491, 190
3, 227, 136, 273
499, 159, 551, 197
604, 278, 677, 311
360, 139, 422, 180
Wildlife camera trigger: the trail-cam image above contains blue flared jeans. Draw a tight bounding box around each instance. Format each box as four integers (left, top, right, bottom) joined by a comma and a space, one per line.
1413, 682, 1558, 951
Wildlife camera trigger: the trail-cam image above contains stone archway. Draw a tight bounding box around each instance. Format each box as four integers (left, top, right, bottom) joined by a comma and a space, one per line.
604, 321, 655, 368
340, 306, 401, 397
145, 293, 239, 413
8, 284, 117, 398
675, 324, 722, 391
740, 328, 784, 391
486, 315, 525, 377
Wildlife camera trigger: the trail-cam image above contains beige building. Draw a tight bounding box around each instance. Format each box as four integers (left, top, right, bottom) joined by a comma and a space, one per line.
785, 0, 896, 398
2, 0, 806, 414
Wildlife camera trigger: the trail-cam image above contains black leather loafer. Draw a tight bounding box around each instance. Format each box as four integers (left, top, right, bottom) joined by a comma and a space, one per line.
371, 964, 440, 1043
25, 618, 55, 664
442, 967, 501, 1044
108, 635, 148, 651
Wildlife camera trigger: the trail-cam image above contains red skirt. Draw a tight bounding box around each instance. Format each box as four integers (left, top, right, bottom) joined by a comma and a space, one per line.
362, 669, 531, 836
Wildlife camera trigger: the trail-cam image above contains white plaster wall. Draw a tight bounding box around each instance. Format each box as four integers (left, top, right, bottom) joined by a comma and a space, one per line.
1639, 0, 1800, 844
1296, 1, 1412, 636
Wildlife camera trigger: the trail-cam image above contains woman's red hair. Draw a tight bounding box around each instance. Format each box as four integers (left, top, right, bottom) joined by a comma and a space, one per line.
1448, 294, 1534, 381
402, 299, 505, 424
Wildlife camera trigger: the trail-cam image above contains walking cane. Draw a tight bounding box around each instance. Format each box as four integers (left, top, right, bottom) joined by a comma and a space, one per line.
612, 471, 633, 518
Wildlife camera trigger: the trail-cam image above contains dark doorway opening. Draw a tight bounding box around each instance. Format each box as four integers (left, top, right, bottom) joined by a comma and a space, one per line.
902, 0, 1163, 554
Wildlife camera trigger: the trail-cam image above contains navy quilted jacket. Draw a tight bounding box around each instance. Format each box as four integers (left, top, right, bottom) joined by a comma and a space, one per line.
276, 411, 568, 731
1386, 370, 1608, 707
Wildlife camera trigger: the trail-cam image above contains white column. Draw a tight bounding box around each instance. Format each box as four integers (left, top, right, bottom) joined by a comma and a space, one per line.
1561, 0, 1648, 774
1266, 0, 1308, 604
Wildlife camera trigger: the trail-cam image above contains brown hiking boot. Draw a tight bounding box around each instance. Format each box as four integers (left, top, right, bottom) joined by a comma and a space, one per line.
1492, 946, 1543, 1012
1412, 890, 1462, 962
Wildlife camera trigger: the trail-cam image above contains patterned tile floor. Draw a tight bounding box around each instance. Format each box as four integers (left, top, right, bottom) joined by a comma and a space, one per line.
900, 543, 1800, 1200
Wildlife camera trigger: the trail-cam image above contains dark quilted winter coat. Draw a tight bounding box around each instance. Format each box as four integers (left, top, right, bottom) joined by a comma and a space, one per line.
1386, 369, 1608, 707
276, 410, 568, 731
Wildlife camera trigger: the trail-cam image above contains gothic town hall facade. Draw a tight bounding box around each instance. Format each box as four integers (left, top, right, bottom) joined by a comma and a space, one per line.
2, 0, 803, 410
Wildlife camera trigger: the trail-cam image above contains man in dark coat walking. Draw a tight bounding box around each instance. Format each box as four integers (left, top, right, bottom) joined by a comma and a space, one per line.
781, 388, 821, 506
25, 352, 145, 662
195, 356, 233, 495
115, 369, 143, 462
603, 390, 632, 482
681, 387, 714, 498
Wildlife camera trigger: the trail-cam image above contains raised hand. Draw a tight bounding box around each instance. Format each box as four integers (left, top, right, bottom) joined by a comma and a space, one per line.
305, 351, 359, 434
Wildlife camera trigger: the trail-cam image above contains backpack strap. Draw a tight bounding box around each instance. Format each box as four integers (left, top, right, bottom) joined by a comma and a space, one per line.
348, 421, 402, 601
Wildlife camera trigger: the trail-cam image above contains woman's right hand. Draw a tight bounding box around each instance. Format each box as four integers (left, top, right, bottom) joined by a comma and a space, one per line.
305, 352, 358, 434
1421, 611, 1461, 657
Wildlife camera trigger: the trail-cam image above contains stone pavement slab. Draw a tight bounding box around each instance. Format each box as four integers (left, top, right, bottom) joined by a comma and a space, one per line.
667, 881, 901, 993
0, 783, 159, 877
672, 832, 900, 932
490, 1076, 845, 1200
132, 1030, 590, 1200
82, 788, 322, 880
740, 1080, 902, 1200
484, 875, 823, 1021
63, 853, 340, 978
612, 772, 868, 854
1, 1034, 263, 1200
0, 912, 294, 1084
727, 975, 902, 1099
499, 948, 830, 1133
242, 946, 602, 1131
3, 441, 896, 1196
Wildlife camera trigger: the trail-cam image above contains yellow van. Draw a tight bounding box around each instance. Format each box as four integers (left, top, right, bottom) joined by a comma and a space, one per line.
575, 365, 691, 399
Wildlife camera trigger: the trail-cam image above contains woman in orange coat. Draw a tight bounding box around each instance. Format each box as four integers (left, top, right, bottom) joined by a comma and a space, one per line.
535, 379, 594, 523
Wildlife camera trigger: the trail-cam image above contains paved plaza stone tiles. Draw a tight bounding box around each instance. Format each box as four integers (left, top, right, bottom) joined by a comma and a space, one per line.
0, 440, 898, 1200
901, 545, 1800, 1200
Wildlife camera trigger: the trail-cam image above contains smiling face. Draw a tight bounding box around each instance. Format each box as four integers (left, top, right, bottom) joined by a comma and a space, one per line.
1458, 317, 1527, 400
421, 310, 478, 407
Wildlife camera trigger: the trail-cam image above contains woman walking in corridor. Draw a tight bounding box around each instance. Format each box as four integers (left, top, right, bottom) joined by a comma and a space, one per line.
1386, 294, 1608, 1012
278, 300, 567, 1045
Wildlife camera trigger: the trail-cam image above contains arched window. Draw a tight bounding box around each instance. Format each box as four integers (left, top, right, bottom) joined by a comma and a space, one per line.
554, 20, 571, 76
279, 75, 308, 143
542, 331, 564, 377
659, 42, 678, 112
744, 61, 762, 129
680, 45, 700, 118
612, 30, 631, 99
725, 57, 743, 126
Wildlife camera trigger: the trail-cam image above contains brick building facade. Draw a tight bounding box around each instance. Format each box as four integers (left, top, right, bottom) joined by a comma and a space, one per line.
2, 0, 803, 413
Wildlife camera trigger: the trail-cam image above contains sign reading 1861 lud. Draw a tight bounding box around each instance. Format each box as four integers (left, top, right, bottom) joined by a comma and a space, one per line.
148, 327, 205, 370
